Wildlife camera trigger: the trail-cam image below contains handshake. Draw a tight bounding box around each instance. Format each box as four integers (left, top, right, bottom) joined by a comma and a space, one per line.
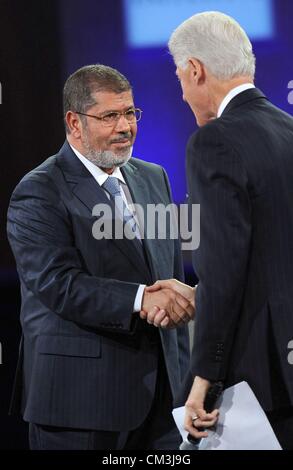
140, 279, 196, 329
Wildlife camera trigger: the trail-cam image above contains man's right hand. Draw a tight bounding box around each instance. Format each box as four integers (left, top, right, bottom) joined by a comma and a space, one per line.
141, 286, 194, 328
146, 279, 196, 308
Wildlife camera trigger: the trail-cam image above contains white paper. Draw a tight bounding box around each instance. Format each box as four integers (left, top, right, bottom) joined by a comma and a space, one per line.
172, 381, 282, 450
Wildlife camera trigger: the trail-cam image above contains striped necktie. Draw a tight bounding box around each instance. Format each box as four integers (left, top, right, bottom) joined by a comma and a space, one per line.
102, 176, 140, 239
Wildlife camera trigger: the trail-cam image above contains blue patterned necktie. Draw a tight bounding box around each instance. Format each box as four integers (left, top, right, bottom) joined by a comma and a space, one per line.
102, 176, 140, 239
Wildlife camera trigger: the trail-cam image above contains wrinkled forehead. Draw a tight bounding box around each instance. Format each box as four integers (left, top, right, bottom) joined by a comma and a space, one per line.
89, 90, 135, 112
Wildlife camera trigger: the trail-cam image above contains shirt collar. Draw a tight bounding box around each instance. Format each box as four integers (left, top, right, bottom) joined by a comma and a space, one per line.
69, 143, 126, 187
217, 83, 255, 118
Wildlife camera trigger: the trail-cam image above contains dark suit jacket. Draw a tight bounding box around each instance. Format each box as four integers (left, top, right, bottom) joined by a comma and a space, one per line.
186, 88, 293, 412
7, 141, 190, 431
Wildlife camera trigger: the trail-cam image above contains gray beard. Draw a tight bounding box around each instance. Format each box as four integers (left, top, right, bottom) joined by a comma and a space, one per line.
84, 146, 133, 168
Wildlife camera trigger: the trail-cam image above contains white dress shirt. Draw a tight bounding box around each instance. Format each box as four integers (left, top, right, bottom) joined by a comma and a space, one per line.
217, 83, 255, 118
69, 144, 145, 312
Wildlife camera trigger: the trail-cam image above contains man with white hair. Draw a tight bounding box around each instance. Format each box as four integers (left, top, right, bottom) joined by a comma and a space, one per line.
152, 11, 293, 449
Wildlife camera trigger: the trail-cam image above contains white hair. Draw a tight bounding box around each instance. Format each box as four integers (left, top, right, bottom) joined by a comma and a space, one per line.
168, 11, 255, 80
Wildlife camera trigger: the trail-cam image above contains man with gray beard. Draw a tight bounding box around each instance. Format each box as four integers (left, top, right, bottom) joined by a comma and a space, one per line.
7, 64, 194, 450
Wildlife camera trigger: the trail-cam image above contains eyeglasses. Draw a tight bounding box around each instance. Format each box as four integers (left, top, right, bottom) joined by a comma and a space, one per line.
75, 108, 142, 126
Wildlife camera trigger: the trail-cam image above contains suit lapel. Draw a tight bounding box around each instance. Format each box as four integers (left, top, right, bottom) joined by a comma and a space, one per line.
56, 142, 151, 281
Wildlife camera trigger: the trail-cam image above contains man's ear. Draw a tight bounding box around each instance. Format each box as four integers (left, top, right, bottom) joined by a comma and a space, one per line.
66, 111, 82, 138
188, 58, 206, 85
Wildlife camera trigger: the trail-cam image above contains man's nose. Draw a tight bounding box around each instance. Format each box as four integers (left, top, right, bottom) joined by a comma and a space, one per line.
114, 114, 132, 132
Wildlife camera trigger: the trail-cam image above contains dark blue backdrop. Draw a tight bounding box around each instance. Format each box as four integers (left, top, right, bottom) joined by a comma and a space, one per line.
59, 0, 293, 202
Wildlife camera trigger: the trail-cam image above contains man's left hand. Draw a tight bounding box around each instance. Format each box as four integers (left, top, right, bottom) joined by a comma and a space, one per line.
184, 376, 219, 439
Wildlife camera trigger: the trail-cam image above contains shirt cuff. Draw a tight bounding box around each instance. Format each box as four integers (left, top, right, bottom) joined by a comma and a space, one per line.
133, 284, 146, 312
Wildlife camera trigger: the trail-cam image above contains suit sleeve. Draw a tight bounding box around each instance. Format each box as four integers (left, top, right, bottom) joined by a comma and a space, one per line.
161, 167, 191, 380
187, 125, 252, 381
7, 173, 139, 331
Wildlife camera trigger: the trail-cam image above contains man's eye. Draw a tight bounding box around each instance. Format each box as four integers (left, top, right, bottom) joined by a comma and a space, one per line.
125, 110, 135, 117
103, 113, 118, 122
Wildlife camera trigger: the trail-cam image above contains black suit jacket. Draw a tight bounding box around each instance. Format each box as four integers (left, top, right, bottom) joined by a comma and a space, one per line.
7, 141, 190, 431
186, 88, 293, 411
